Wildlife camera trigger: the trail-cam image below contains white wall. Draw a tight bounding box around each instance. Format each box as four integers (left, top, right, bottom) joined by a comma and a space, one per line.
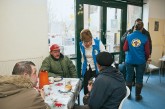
143, 0, 149, 30
148, 0, 165, 19
0, 0, 49, 61
143, 0, 165, 30
143, 0, 165, 66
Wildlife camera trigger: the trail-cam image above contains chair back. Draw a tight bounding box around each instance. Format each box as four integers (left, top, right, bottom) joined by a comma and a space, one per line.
118, 86, 130, 109
148, 64, 159, 70
146, 63, 161, 83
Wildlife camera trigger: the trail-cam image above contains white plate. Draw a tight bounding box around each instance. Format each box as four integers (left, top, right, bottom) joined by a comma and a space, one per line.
54, 77, 63, 82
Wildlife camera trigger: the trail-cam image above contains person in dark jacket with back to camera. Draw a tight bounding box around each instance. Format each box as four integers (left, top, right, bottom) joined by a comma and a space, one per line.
40, 44, 77, 78
73, 52, 126, 109
89, 52, 126, 109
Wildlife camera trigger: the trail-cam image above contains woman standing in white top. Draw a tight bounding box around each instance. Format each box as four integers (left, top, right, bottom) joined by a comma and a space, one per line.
79, 29, 105, 95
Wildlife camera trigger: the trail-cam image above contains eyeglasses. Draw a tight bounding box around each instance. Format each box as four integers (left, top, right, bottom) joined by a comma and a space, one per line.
83, 40, 92, 45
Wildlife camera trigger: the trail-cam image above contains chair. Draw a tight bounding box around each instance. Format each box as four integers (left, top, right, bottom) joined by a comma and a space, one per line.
146, 64, 161, 83
118, 86, 130, 109
159, 56, 165, 76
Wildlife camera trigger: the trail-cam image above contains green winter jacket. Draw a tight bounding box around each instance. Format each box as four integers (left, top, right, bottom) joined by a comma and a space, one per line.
40, 54, 77, 78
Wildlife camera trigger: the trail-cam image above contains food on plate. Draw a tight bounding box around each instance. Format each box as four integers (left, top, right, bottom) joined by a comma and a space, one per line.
65, 84, 72, 91
54, 77, 62, 82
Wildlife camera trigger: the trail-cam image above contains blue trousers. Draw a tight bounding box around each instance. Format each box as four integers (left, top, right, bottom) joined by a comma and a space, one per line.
126, 63, 146, 84
118, 63, 126, 79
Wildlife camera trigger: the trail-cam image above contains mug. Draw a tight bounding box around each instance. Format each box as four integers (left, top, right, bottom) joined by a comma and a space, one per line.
49, 77, 54, 83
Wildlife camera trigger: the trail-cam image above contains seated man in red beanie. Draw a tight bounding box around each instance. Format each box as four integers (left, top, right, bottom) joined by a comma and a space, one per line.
40, 44, 77, 78
88, 51, 126, 109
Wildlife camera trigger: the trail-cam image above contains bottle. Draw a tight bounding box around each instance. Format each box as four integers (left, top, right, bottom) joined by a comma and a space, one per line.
39, 70, 49, 89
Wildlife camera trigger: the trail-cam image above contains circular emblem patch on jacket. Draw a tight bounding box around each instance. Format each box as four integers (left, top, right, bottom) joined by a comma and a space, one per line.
131, 39, 141, 47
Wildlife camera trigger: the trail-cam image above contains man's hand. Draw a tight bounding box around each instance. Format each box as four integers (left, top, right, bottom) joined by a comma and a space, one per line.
39, 89, 45, 99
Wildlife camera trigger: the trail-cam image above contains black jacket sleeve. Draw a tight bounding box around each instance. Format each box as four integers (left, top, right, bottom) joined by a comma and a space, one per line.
142, 28, 152, 55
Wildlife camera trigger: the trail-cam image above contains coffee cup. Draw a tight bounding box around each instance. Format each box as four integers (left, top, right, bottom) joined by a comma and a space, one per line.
49, 77, 54, 83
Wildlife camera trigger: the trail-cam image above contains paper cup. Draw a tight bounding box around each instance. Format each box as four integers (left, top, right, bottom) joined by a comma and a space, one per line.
49, 77, 54, 83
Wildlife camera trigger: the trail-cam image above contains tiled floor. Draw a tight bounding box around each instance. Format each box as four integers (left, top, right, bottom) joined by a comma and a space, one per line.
77, 72, 165, 109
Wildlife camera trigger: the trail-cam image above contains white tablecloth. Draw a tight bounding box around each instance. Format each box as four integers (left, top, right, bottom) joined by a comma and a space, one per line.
44, 78, 82, 109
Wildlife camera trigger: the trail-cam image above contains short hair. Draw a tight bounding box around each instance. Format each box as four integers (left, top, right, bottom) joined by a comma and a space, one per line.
135, 18, 142, 22
135, 21, 144, 30
80, 29, 92, 41
12, 61, 35, 75
134, 18, 142, 26
96, 52, 114, 66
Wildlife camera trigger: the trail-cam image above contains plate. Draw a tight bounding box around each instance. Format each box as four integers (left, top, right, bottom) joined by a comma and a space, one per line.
54, 77, 63, 82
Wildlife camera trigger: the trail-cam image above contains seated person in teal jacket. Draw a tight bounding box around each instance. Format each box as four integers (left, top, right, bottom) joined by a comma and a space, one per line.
40, 44, 77, 78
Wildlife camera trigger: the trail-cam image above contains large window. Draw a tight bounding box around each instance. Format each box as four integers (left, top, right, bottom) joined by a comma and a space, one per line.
83, 4, 122, 64
47, 0, 76, 58
127, 5, 142, 30
83, 4, 102, 39
106, 8, 121, 53
106, 8, 122, 64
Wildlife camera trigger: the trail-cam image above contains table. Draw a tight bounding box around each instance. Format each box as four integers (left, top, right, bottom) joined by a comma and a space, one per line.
159, 56, 165, 76
44, 78, 82, 109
